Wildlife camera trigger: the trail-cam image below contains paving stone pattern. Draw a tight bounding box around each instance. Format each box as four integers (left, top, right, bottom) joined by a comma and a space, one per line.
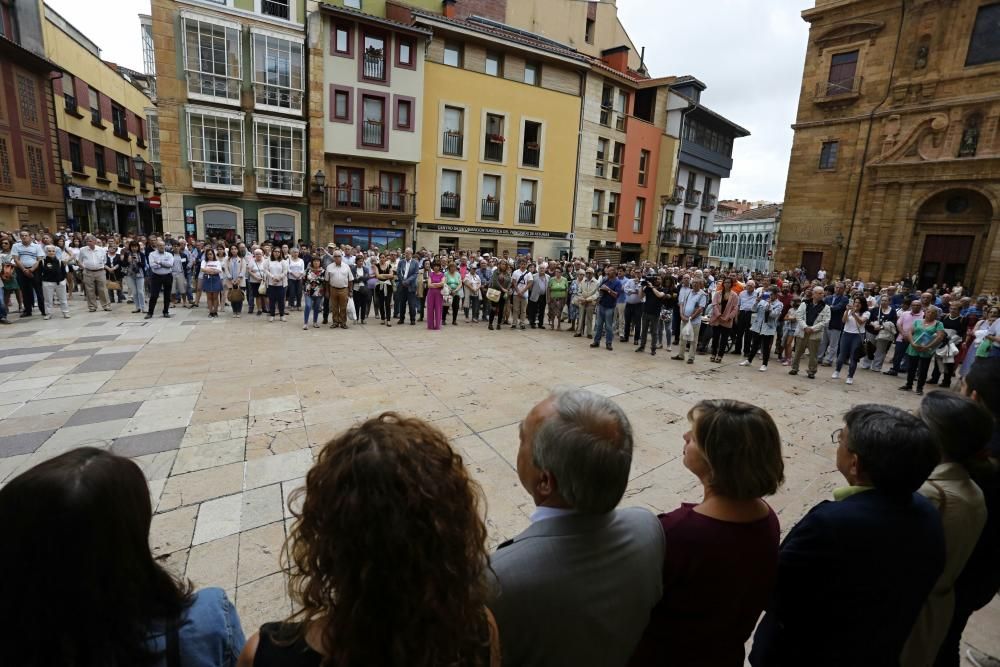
0, 306, 996, 658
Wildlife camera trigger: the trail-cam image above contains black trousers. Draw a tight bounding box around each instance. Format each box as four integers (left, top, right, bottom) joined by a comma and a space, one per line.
747, 333, 775, 366
711, 326, 732, 357
905, 354, 933, 390
623, 302, 642, 341
148, 273, 173, 315
734, 310, 753, 353
528, 295, 546, 327
17, 267, 45, 316
488, 295, 506, 326
638, 311, 661, 348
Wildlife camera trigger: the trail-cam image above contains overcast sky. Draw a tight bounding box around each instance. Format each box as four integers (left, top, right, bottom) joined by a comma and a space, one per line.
47, 0, 811, 203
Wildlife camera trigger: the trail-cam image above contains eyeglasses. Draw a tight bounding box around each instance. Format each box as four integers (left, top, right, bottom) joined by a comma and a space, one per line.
830, 428, 843, 446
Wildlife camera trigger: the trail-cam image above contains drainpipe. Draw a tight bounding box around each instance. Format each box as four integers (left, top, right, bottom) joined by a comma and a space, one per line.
48, 71, 68, 229
569, 69, 587, 260
840, 0, 907, 279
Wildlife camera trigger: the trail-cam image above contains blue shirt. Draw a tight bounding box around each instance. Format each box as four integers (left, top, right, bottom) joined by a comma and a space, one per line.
147, 588, 245, 667
825, 294, 849, 331
12, 241, 44, 269
681, 289, 708, 318
599, 278, 623, 309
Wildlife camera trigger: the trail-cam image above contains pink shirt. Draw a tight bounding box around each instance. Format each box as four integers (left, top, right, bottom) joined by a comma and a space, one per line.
896, 309, 923, 342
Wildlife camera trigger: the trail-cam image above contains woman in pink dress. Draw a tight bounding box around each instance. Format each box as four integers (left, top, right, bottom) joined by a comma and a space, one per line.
426, 260, 445, 330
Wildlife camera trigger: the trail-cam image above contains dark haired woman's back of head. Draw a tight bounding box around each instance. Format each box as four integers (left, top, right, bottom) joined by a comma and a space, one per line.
0, 447, 191, 667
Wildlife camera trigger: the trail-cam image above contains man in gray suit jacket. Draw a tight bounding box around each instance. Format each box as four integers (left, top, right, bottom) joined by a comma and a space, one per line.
395, 248, 420, 324
489, 389, 665, 667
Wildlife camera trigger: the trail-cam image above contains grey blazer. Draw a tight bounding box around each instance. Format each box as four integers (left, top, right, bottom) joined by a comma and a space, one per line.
488, 507, 665, 667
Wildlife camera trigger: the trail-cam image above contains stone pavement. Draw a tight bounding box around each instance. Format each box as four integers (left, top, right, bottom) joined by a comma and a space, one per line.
0, 305, 997, 659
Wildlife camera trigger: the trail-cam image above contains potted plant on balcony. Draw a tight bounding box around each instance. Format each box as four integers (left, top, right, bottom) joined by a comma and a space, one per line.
442, 191, 457, 198
367, 184, 382, 193
364, 46, 384, 59
487, 134, 505, 144
485, 193, 495, 202
526, 141, 540, 151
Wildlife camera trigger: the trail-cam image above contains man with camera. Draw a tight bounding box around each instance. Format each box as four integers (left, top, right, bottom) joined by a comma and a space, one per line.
636, 275, 668, 355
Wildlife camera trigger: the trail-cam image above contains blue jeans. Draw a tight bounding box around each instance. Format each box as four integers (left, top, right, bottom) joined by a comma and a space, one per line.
835, 331, 864, 377
594, 305, 615, 345
304, 295, 323, 324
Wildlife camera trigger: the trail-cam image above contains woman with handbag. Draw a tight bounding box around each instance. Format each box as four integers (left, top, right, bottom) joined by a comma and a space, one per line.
417, 258, 431, 322
200, 248, 224, 318
463, 267, 481, 324
374, 253, 395, 326
286, 248, 305, 312
122, 242, 147, 314
444, 261, 462, 326
832, 296, 870, 385
247, 248, 267, 317
546, 266, 568, 330
352, 260, 369, 325
426, 260, 445, 330
224, 245, 246, 318
487, 262, 511, 331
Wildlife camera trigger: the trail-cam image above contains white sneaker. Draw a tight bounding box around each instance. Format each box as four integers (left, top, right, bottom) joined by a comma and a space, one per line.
739, 360, 750, 366
302, 324, 308, 330
759, 365, 767, 372
280, 316, 286, 322
312, 322, 320, 328
831, 371, 840, 379
43, 314, 51, 320
846, 377, 854, 385
269, 316, 274, 322
63, 313, 70, 318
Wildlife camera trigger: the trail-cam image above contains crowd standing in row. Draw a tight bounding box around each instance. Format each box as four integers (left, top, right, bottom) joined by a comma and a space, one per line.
3, 230, 998, 390
2, 356, 999, 667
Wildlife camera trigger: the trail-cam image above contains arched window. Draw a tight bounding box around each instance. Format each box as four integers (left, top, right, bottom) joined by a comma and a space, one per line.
756, 233, 763, 258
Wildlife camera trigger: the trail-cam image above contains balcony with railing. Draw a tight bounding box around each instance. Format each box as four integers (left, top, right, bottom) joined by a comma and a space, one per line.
519, 201, 537, 225
481, 198, 499, 221
187, 70, 241, 102
362, 119, 384, 147
522, 142, 540, 168
440, 193, 461, 218
257, 170, 304, 197
815, 76, 863, 104
324, 187, 416, 214
657, 226, 678, 246
684, 189, 701, 208
191, 161, 243, 191
665, 185, 684, 205
443, 131, 463, 156
484, 135, 504, 162
254, 85, 303, 112
700, 194, 717, 212
363, 48, 386, 81
262, 0, 290, 19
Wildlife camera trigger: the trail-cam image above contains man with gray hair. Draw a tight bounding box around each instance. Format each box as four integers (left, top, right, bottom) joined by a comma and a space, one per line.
489, 389, 664, 667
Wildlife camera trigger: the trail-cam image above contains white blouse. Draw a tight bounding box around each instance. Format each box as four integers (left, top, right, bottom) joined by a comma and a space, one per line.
266, 259, 288, 286
287, 258, 305, 280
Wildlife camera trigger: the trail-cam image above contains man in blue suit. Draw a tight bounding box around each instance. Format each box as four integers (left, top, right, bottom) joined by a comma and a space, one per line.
395, 247, 420, 325
750, 404, 944, 667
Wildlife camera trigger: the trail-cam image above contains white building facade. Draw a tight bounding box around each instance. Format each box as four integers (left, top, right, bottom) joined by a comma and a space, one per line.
710, 203, 782, 273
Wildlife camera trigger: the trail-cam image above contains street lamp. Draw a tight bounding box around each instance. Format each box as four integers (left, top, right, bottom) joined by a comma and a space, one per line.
132, 153, 146, 235
312, 169, 326, 194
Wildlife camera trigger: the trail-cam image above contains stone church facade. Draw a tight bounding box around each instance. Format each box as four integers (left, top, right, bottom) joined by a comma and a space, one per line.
777, 0, 1000, 293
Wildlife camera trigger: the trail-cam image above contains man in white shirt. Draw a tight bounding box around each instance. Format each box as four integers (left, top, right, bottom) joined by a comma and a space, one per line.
817, 267, 827, 282
326, 251, 353, 329
78, 235, 112, 313
511, 259, 533, 330
573, 268, 600, 338
145, 240, 175, 318
12, 230, 46, 317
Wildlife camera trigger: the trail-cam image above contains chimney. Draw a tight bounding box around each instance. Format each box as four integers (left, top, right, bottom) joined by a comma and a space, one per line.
443, 0, 457, 18
601, 45, 630, 74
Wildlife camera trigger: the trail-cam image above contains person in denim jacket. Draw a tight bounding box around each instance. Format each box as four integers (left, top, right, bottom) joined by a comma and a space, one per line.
0, 448, 246, 667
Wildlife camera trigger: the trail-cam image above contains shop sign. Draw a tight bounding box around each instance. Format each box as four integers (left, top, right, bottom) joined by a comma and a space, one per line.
417, 223, 570, 240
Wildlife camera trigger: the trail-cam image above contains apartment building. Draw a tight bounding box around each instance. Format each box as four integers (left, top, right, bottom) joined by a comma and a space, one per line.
151, 0, 309, 244
44, 5, 154, 235
409, 7, 586, 258
0, 0, 65, 232
658, 77, 749, 267
313, 4, 430, 250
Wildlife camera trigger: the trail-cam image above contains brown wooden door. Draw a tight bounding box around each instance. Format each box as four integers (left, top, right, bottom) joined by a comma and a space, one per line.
801, 251, 823, 280
919, 235, 974, 289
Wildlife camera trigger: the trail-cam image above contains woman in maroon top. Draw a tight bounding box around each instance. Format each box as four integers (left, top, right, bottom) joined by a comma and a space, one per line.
630, 399, 785, 667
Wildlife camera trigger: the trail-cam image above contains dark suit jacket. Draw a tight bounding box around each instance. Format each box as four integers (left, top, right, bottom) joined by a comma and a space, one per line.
396, 259, 419, 288
750, 489, 945, 667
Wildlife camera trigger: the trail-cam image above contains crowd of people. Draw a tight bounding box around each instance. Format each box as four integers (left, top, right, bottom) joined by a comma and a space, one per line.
3, 229, 999, 390
1, 357, 999, 667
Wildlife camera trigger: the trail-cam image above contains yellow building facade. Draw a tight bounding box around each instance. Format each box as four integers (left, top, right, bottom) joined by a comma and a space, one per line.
44, 5, 154, 235
413, 12, 585, 258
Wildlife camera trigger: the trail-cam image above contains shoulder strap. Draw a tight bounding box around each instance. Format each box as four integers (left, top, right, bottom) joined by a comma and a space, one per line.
926, 480, 948, 514
165, 619, 181, 667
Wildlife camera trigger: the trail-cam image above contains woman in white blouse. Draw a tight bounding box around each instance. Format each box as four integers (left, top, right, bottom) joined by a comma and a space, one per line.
199, 248, 224, 318
247, 248, 267, 317
224, 245, 246, 318
265, 247, 288, 322
286, 248, 305, 312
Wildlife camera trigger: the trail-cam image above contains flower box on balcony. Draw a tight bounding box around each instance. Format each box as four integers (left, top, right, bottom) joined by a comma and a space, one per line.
442, 191, 457, 198
488, 134, 505, 144
526, 142, 540, 151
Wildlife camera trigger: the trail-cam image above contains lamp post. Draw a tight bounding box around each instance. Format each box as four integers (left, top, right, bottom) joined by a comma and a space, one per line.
132, 153, 146, 235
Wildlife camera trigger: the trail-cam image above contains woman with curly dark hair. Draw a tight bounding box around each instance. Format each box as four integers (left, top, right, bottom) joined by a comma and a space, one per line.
238, 413, 500, 667
0, 447, 246, 667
